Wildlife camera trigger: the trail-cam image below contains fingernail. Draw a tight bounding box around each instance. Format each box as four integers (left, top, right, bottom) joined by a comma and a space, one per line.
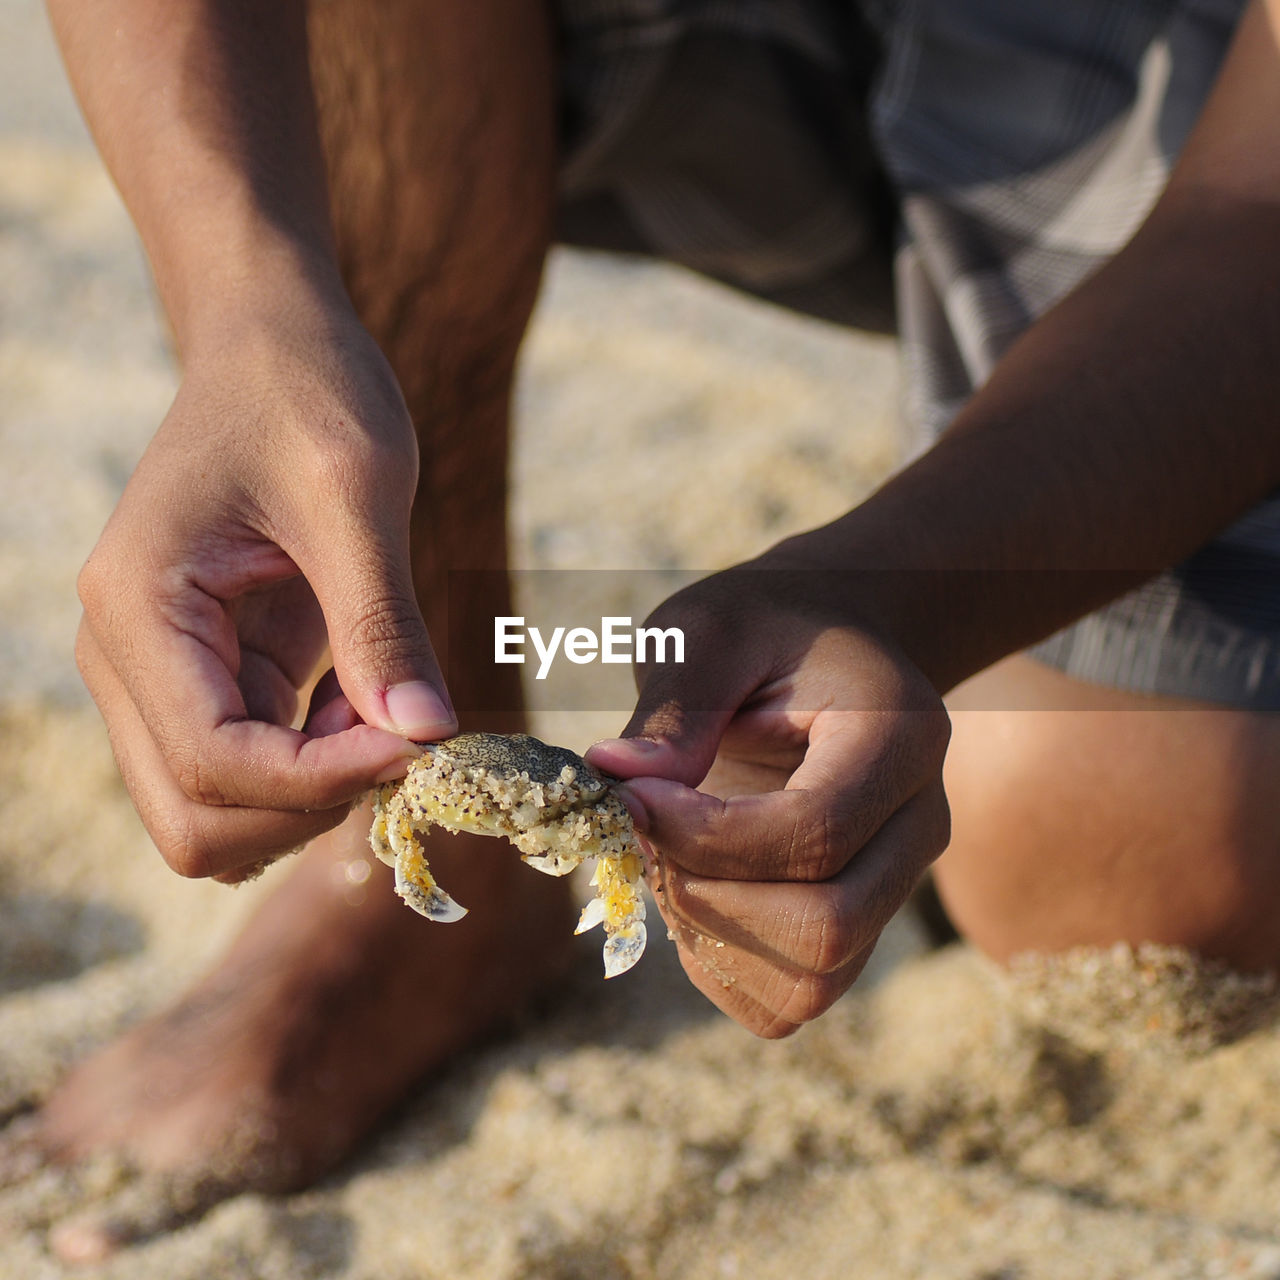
595, 737, 663, 755
585, 737, 665, 772
375, 748, 423, 785
384, 682, 455, 739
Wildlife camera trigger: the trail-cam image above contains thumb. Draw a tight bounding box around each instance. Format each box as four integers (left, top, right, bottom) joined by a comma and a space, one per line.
303, 529, 457, 741
586, 608, 759, 787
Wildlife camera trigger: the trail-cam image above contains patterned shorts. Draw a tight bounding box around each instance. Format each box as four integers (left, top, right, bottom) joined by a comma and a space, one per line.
553, 0, 1280, 710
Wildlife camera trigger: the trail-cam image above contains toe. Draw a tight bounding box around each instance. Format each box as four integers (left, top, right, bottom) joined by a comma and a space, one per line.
49, 1171, 230, 1265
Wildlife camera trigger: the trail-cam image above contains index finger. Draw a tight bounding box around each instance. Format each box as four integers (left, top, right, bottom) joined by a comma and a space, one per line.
76, 622, 355, 877
79, 578, 423, 812
620, 706, 945, 881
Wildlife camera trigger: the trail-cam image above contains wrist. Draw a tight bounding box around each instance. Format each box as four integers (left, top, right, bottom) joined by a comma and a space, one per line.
167, 270, 415, 478
753, 514, 1137, 696
159, 218, 351, 359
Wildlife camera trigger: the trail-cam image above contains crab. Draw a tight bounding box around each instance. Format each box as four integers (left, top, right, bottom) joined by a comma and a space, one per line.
369, 732, 647, 977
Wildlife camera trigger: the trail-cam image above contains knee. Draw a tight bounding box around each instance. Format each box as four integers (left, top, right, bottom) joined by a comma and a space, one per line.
936, 661, 1280, 972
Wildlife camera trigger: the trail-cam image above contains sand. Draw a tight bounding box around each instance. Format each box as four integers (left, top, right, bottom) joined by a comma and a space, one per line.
4, 4, 1280, 1276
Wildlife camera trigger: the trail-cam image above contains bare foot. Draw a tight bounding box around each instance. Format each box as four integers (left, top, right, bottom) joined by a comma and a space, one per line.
29, 806, 576, 1262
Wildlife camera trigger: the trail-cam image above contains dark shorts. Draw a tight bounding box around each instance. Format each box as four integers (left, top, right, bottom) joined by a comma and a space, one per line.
553, 0, 1280, 710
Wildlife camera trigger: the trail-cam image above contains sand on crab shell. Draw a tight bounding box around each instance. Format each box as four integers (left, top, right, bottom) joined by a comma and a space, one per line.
369, 733, 647, 976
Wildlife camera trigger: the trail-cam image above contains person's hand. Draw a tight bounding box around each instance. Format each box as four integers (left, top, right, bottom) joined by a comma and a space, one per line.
75, 293, 456, 882
587, 559, 951, 1037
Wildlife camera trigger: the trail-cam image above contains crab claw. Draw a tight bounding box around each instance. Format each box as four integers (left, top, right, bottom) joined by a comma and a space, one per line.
575, 896, 608, 935
603, 924, 647, 978
393, 863, 469, 922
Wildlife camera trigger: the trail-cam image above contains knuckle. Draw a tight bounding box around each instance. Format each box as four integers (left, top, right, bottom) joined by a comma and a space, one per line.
149, 807, 213, 879
306, 423, 413, 507
878, 695, 951, 787
921, 699, 953, 771
76, 529, 138, 620
775, 969, 845, 1026
785, 807, 850, 882
169, 741, 226, 808
346, 592, 430, 663
305, 426, 367, 490
641, 577, 751, 660
76, 550, 109, 615
749, 1013, 802, 1041
169, 844, 213, 880
797, 888, 857, 975
643, 583, 720, 637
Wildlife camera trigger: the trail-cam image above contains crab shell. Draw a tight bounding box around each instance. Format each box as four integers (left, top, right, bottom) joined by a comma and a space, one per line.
369, 733, 648, 977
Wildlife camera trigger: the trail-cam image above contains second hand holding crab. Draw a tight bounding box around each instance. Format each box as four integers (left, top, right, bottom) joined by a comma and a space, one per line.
369, 733, 648, 977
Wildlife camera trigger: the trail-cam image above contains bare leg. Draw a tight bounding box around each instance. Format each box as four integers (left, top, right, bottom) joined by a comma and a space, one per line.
36, 0, 569, 1259
938, 654, 1280, 970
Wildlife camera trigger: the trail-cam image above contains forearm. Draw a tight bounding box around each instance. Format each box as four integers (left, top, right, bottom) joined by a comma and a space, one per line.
47, 0, 342, 348
761, 0, 1280, 693
771, 189, 1280, 693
